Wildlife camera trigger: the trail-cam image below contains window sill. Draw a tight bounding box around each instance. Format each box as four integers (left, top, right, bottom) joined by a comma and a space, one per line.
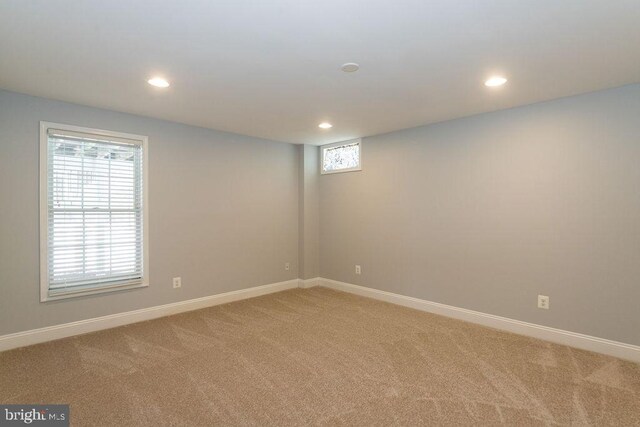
41, 281, 148, 302
320, 166, 362, 175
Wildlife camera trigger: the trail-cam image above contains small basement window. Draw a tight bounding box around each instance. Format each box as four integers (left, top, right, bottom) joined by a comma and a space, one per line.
321, 139, 362, 174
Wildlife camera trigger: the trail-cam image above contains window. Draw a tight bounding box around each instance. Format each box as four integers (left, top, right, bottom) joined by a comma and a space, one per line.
321, 139, 362, 174
39, 122, 148, 301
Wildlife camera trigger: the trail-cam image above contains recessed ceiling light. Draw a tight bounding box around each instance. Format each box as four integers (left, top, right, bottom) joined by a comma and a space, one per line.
318, 122, 333, 129
147, 77, 170, 88
484, 76, 507, 87
341, 63, 360, 73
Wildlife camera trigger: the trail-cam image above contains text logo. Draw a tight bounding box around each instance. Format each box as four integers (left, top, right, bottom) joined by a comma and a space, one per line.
0, 405, 68, 426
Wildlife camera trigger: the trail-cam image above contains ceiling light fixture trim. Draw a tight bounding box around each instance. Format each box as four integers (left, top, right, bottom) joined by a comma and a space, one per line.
484, 76, 507, 87
147, 77, 170, 88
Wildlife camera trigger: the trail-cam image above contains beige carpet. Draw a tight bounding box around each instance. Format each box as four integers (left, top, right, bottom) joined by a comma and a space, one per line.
1, 287, 639, 426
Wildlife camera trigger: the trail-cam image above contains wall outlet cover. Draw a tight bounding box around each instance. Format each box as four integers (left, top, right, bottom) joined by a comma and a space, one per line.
538, 295, 549, 309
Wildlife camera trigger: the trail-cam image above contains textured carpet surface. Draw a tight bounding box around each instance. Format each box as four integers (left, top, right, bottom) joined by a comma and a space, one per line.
1, 287, 639, 426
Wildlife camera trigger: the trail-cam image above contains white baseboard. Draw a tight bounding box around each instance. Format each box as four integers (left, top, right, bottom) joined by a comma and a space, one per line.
0, 279, 299, 352
320, 278, 640, 363
298, 277, 321, 289
4, 277, 638, 363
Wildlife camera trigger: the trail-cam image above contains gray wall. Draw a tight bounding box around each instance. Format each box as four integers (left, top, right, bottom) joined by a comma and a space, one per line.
320, 84, 640, 346
2, 84, 639, 346
298, 145, 320, 279
0, 90, 299, 336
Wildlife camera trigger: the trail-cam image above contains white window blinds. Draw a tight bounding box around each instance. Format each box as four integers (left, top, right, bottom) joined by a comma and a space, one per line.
43, 126, 146, 298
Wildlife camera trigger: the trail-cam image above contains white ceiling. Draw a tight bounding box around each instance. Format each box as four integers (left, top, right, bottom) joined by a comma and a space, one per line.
1, 0, 639, 145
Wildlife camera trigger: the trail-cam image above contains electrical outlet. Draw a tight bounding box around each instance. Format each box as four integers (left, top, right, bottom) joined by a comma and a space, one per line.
355, 265, 361, 275
173, 277, 182, 289
285, 262, 290, 271
538, 295, 549, 309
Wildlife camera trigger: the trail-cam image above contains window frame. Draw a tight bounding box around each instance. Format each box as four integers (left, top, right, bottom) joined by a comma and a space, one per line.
39, 121, 149, 302
320, 138, 362, 175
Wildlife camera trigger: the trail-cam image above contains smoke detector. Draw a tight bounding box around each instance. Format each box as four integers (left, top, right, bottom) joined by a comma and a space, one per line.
341, 63, 360, 73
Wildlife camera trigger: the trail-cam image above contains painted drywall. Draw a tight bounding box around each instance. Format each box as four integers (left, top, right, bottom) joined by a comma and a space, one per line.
319, 84, 640, 346
0, 90, 299, 336
298, 145, 320, 279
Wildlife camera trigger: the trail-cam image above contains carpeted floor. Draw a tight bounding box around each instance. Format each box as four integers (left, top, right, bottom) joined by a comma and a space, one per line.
1, 287, 639, 426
